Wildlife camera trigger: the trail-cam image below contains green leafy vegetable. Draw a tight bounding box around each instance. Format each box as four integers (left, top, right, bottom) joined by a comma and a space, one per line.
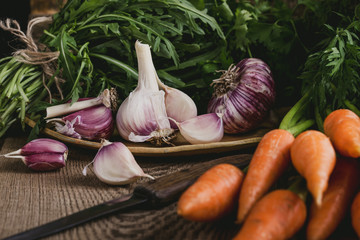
280, 13, 360, 133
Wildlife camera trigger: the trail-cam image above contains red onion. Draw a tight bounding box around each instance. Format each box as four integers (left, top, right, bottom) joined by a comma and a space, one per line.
207, 58, 275, 134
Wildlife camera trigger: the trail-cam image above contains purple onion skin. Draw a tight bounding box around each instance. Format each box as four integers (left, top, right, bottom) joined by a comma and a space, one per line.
208, 58, 275, 134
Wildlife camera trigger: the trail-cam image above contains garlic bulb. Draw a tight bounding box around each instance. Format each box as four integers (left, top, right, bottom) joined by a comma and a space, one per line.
2, 138, 67, 171
82, 140, 154, 185
49, 103, 114, 141
116, 41, 175, 145
172, 113, 224, 144
156, 77, 197, 128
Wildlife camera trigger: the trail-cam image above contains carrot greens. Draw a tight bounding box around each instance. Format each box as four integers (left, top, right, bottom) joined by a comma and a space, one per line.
280, 14, 360, 133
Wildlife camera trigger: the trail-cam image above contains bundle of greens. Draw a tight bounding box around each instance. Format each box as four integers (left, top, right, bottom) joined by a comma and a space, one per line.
280, 7, 360, 135
0, 0, 226, 138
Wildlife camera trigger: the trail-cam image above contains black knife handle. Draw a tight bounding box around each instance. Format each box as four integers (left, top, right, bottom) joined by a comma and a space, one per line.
133, 154, 252, 208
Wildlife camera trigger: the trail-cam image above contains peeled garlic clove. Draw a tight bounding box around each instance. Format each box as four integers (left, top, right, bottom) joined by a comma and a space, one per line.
82, 140, 154, 185
174, 113, 224, 144
2, 138, 67, 171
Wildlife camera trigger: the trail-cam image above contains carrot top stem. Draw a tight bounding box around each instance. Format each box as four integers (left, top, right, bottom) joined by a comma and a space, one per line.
279, 91, 315, 135
314, 104, 324, 132
279, 91, 310, 130
345, 100, 360, 116
287, 119, 315, 136
287, 175, 308, 203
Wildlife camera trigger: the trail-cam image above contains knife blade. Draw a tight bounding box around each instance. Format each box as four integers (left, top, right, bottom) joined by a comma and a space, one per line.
3, 154, 251, 240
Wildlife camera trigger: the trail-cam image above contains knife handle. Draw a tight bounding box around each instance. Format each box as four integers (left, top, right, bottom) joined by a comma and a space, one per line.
133, 154, 252, 208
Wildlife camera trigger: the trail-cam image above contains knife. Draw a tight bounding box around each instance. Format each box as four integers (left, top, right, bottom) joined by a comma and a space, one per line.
3, 154, 251, 240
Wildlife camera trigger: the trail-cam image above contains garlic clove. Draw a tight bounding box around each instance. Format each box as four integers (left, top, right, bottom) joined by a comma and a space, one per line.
2, 138, 68, 171
18, 138, 68, 155
83, 140, 154, 185
163, 87, 197, 129
156, 76, 197, 128
174, 113, 224, 144
24, 153, 66, 171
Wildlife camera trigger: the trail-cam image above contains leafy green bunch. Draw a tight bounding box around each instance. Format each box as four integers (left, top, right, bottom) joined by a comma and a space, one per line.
280, 5, 360, 134
40, 0, 226, 106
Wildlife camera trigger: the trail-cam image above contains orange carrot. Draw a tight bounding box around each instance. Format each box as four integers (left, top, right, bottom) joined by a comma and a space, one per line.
307, 156, 360, 240
323, 109, 360, 158
177, 163, 244, 222
233, 189, 306, 240
352, 191, 360, 238
290, 130, 336, 206
236, 129, 294, 224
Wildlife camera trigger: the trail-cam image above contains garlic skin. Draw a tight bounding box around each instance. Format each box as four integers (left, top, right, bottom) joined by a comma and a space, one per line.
51, 104, 114, 141
82, 140, 154, 185
173, 113, 224, 144
45, 88, 117, 119
116, 41, 174, 145
2, 138, 67, 171
156, 77, 197, 128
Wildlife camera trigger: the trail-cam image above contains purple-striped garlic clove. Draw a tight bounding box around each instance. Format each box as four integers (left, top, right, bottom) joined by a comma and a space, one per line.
173, 112, 224, 144
2, 138, 67, 171
82, 140, 154, 185
24, 153, 66, 171
156, 77, 197, 129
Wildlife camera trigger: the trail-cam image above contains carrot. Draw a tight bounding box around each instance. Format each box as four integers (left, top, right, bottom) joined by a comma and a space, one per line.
177, 163, 244, 222
236, 129, 294, 224
352, 191, 360, 238
290, 130, 336, 206
323, 108, 360, 158
233, 189, 306, 240
307, 156, 360, 240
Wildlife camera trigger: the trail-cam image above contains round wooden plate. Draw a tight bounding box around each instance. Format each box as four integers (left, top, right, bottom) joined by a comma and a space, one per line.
24, 117, 272, 157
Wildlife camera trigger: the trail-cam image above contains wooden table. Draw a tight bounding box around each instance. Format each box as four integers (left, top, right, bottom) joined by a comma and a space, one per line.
0, 124, 357, 240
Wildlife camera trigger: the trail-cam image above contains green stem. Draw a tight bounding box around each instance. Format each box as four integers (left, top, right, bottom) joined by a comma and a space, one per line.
20, 71, 42, 89
0, 99, 19, 122
19, 99, 26, 128
67, 43, 89, 100
16, 83, 29, 103
0, 58, 21, 84
290, 19, 309, 53
344, 100, 360, 116
25, 78, 43, 94
314, 104, 324, 132
279, 90, 310, 130
89, 53, 138, 79
287, 119, 315, 136
287, 175, 308, 203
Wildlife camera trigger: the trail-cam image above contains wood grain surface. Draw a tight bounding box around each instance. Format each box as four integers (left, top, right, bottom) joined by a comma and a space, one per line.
0, 124, 357, 240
